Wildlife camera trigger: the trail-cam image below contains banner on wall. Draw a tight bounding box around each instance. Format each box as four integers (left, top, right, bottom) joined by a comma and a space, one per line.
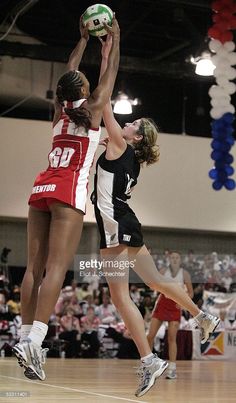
202, 290, 236, 315
192, 330, 236, 360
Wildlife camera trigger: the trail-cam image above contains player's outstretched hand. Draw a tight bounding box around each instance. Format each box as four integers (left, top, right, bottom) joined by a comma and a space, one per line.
99, 136, 110, 147
80, 15, 89, 41
98, 34, 112, 59
103, 14, 120, 39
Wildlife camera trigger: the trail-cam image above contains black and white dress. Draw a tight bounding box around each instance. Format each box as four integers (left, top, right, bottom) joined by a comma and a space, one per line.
92, 144, 144, 249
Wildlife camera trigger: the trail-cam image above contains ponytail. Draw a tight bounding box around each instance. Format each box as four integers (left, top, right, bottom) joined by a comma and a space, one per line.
56, 70, 92, 131
134, 118, 160, 166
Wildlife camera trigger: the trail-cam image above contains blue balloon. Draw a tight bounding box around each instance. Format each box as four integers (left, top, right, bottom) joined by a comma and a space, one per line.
225, 165, 234, 176
215, 161, 226, 169
226, 137, 235, 146
211, 140, 222, 150
224, 154, 234, 164
221, 143, 231, 153
209, 168, 218, 179
212, 181, 223, 190
217, 171, 227, 182
224, 179, 236, 190
211, 150, 223, 160
222, 113, 234, 124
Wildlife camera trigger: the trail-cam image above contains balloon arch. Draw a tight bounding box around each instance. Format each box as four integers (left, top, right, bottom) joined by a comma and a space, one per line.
208, 0, 236, 190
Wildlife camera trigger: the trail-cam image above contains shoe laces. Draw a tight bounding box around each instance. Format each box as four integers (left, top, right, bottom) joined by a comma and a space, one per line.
138, 366, 151, 385
40, 348, 49, 364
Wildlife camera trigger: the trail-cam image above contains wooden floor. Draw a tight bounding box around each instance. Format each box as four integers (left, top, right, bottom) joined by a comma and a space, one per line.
0, 358, 235, 403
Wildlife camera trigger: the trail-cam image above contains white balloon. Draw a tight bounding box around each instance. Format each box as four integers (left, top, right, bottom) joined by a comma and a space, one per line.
216, 48, 229, 58
223, 41, 235, 52
210, 107, 224, 119
208, 85, 228, 98
222, 81, 236, 94
211, 96, 231, 107
223, 67, 236, 80
211, 54, 220, 65
217, 58, 231, 69
216, 75, 229, 87
227, 52, 236, 66
209, 39, 222, 53
214, 67, 229, 77
211, 104, 235, 119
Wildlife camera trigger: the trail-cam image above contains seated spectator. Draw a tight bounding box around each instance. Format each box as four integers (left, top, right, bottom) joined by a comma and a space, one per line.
7, 286, 21, 316
80, 307, 100, 358
59, 307, 81, 358
130, 284, 141, 305
96, 294, 118, 325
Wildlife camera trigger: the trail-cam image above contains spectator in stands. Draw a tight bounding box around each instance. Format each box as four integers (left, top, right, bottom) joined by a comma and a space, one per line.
130, 284, 141, 305
7, 286, 21, 316
96, 294, 118, 325
59, 307, 81, 358
80, 306, 100, 357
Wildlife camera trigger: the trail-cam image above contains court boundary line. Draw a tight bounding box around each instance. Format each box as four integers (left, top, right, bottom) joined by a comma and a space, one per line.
0, 375, 148, 403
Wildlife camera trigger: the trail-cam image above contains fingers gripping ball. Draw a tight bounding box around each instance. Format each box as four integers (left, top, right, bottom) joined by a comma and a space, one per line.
82, 4, 113, 37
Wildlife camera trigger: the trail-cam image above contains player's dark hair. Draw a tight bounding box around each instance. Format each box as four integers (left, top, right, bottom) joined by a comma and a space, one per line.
56, 70, 92, 131
134, 118, 160, 166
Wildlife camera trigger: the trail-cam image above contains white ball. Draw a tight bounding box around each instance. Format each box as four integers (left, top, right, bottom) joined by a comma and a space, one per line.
82, 4, 113, 37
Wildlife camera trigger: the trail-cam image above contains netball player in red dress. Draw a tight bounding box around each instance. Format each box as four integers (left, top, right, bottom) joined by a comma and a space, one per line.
92, 36, 220, 397
147, 251, 193, 379
12, 16, 120, 381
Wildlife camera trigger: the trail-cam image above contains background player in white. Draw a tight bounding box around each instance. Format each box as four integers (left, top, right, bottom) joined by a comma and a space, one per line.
13, 16, 120, 381
93, 35, 220, 397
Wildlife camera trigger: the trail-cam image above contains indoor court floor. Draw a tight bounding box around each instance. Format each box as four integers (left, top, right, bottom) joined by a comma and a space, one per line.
0, 358, 235, 403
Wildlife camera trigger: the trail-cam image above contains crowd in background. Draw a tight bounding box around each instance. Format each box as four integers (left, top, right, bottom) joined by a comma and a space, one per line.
1, 249, 236, 358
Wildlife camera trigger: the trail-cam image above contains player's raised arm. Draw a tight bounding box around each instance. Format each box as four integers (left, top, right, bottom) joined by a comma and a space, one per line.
98, 35, 125, 151
53, 16, 89, 126
87, 16, 120, 126
66, 17, 89, 71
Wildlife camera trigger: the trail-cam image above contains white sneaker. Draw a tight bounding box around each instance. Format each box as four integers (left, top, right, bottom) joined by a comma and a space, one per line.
195, 312, 220, 344
135, 354, 168, 397
12, 339, 48, 380
166, 368, 177, 379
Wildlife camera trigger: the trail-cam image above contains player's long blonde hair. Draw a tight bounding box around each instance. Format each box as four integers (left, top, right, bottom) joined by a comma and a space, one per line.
134, 118, 160, 166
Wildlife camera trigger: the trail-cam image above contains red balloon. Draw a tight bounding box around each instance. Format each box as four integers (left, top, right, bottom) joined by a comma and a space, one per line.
211, 1, 225, 12
229, 16, 236, 29
217, 20, 229, 31
221, 9, 234, 19
220, 30, 233, 43
221, 0, 234, 6
213, 14, 220, 23
208, 26, 222, 40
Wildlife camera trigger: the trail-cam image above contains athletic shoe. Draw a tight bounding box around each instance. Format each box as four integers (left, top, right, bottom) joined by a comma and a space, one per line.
135, 355, 168, 397
12, 339, 48, 380
165, 368, 177, 379
196, 313, 220, 344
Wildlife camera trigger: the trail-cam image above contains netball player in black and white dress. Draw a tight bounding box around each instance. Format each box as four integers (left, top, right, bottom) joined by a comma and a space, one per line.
92, 36, 220, 398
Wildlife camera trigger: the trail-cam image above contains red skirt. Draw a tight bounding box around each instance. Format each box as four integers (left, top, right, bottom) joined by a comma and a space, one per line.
152, 294, 181, 322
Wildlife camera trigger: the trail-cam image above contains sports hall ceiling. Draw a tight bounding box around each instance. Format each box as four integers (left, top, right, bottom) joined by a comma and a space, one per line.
0, 0, 235, 136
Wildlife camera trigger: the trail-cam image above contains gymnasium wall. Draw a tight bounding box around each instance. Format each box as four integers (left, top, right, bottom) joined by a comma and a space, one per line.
1, 116, 236, 231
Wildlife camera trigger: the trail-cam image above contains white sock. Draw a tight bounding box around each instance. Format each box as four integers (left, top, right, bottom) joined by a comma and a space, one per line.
20, 324, 32, 342
141, 353, 154, 365
194, 310, 204, 323
169, 361, 176, 370
28, 320, 48, 347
